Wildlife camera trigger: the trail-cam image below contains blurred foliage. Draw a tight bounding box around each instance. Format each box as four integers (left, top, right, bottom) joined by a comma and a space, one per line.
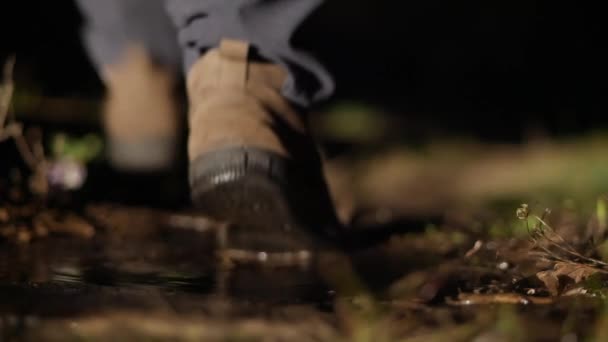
51, 133, 103, 163
314, 101, 389, 143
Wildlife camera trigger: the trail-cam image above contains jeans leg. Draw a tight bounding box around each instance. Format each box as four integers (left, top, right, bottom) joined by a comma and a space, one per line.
76, 0, 181, 72
165, 0, 334, 107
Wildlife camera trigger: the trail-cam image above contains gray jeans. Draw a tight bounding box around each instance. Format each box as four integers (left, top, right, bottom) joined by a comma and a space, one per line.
76, 0, 334, 107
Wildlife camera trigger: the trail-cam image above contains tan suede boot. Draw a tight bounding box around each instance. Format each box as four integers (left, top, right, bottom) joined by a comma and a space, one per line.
187, 39, 339, 246
102, 47, 180, 171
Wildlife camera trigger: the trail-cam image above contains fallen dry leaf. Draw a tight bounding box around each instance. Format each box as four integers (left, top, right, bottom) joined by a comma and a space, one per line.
35, 211, 95, 239
536, 261, 603, 296
0, 207, 9, 222
536, 271, 559, 296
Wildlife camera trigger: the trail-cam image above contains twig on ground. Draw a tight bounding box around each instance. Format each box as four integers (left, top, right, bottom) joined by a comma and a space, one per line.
0, 55, 16, 126
1, 56, 49, 195
530, 212, 608, 267
446, 292, 554, 306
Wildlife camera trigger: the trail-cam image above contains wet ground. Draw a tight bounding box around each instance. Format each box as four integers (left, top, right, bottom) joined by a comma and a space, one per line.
3, 173, 608, 342
4, 123, 608, 341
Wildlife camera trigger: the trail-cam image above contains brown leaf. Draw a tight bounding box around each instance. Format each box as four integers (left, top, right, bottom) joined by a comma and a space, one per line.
537, 270, 559, 296
552, 262, 600, 282
537, 262, 602, 296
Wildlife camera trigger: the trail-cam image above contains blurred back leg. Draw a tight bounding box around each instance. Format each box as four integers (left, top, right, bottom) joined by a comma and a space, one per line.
76, 0, 182, 171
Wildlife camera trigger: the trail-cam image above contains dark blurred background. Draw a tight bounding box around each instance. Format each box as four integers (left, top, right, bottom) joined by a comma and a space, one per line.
0, 0, 605, 142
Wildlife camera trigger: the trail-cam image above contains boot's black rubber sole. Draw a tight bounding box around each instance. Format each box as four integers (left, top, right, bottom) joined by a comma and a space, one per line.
189, 147, 340, 251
